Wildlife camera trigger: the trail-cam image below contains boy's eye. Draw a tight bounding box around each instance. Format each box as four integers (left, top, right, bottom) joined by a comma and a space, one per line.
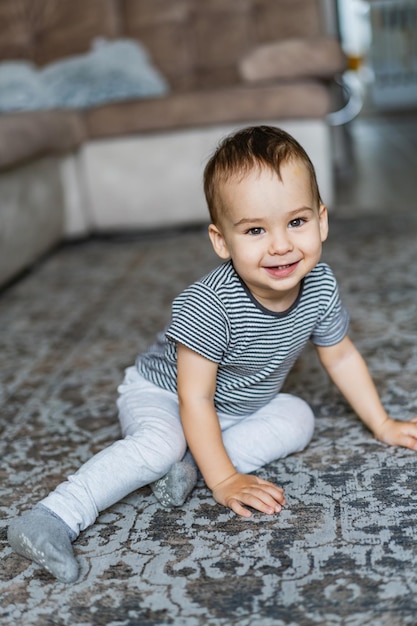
246, 227, 264, 236
288, 218, 305, 228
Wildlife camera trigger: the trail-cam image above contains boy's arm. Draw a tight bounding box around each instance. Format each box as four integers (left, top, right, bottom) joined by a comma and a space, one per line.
316, 336, 417, 449
176, 343, 286, 517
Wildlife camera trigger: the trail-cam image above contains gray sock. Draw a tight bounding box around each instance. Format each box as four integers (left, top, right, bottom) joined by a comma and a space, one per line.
151, 453, 198, 507
7, 505, 79, 583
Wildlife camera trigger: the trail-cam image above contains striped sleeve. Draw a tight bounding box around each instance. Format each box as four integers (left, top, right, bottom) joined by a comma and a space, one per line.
166, 282, 230, 362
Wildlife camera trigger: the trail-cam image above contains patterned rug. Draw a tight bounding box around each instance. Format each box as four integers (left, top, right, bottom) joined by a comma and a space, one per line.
1, 213, 417, 626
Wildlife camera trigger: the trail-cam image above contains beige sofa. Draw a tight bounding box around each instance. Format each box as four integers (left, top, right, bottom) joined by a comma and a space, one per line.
0, 0, 345, 287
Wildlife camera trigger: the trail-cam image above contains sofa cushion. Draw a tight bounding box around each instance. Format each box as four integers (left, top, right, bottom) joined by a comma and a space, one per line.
85, 82, 331, 139
239, 37, 347, 83
123, 0, 324, 91
253, 0, 322, 41
0, 111, 85, 171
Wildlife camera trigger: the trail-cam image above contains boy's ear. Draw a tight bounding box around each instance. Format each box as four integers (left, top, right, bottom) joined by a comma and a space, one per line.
319, 204, 329, 243
208, 224, 231, 260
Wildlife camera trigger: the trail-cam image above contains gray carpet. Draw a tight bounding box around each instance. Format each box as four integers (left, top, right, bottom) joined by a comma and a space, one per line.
1, 214, 417, 626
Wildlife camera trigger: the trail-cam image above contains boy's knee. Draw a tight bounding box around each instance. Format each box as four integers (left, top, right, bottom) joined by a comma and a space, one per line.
124, 429, 186, 477
289, 396, 315, 449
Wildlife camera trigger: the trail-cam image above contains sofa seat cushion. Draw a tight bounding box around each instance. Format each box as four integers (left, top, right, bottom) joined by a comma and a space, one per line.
239, 37, 347, 83
0, 111, 86, 171
85, 81, 331, 139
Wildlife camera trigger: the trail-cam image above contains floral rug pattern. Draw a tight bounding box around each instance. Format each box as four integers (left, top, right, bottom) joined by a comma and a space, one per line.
1, 215, 417, 626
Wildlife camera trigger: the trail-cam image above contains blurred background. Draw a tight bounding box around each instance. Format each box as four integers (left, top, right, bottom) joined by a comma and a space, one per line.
335, 0, 417, 217
339, 0, 417, 110
0, 0, 416, 288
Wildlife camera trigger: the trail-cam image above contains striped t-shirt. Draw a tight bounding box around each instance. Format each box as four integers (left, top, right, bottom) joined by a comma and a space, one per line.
136, 260, 349, 416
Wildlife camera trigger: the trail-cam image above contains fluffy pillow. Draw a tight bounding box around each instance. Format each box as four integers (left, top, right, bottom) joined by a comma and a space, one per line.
0, 38, 169, 112
239, 37, 347, 82
0, 61, 50, 112
42, 38, 169, 109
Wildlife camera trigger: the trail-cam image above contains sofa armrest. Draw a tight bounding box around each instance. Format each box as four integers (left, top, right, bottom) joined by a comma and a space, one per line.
0, 111, 86, 171
239, 37, 347, 83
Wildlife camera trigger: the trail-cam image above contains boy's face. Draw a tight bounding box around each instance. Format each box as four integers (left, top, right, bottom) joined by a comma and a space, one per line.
208, 160, 328, 312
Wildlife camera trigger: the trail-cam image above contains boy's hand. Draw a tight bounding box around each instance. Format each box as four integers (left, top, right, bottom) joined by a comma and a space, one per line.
373, 416, 417, 451
212, 472, 286, 518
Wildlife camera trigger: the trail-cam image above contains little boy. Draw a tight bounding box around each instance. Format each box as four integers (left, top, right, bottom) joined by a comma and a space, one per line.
8, 125, 417, 584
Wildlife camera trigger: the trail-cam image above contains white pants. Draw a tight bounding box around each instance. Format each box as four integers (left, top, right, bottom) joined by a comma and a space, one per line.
41, 367, 314, 537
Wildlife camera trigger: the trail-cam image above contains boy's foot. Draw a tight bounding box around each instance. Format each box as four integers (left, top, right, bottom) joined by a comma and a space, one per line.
151, 456, 198, 507
7, 505, 79, 583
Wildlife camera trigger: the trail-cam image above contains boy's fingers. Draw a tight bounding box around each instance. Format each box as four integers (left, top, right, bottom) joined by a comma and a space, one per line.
401, 434, 417, 451
254, 483, 286, 506
254, 478, 286, 503
213, 473, 286, 516
230, 501, 253, 518
396, 423, 417, 449
229, 490, 283, 517
264, 485, 286, 505
257, 478, 285, 492
378, 419, 417, 450
405, 419, 417, 432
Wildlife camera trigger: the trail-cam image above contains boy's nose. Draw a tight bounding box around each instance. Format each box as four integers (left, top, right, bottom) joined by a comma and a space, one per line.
268, 230, 293, 255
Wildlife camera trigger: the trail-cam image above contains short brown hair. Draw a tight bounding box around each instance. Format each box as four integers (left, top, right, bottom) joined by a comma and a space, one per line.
203, 125, 322, 225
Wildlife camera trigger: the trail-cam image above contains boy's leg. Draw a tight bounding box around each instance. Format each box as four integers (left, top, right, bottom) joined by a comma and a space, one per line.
120, 368, 198, 508
220, 393, 315, 474
8, 370, 187, 582
40, 373, 187, 535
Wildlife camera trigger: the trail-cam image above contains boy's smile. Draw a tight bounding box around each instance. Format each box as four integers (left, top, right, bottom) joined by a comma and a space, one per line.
208, 160, 328, 312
